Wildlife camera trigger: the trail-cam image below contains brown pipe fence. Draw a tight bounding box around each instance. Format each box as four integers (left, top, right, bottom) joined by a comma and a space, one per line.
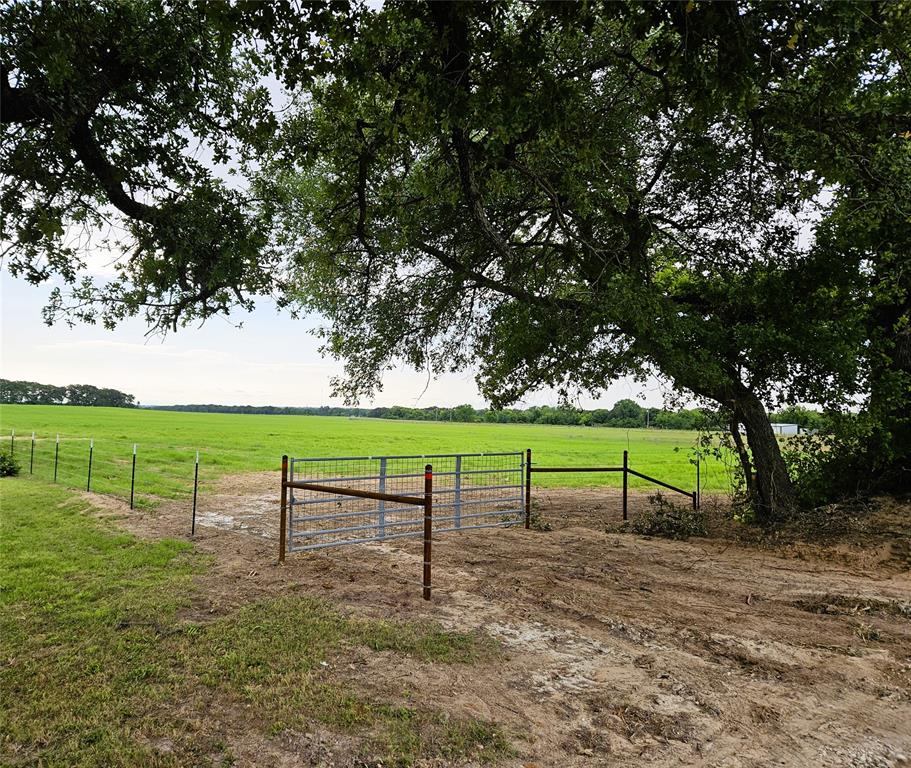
525, 448, 698, 525
280, 455, 435, 600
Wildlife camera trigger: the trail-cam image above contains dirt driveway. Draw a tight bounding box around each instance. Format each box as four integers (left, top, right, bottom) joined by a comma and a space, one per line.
95, 474, 911, 767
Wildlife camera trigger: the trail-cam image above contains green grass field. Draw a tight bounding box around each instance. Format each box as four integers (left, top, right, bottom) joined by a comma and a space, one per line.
0, 404, 729, 503
0, 478, 509, 766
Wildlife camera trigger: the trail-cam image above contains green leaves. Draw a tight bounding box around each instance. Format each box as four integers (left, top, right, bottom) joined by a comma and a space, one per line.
1, 0, 346, 331
4, 1, 907, 499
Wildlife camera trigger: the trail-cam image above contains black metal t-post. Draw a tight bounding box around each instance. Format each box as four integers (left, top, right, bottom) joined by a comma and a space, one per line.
130, 444, 137, 509
191, 451, 199, 536
622, 450, 629, 521
86, 439, 94, 491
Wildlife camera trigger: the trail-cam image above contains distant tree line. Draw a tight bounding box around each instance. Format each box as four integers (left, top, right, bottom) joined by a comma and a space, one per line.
768, 405, 827, 431
0, 379, 138, 408
148, 399, 753, 429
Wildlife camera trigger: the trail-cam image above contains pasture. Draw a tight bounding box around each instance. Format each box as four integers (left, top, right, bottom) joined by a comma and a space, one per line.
0, 405, 726, 503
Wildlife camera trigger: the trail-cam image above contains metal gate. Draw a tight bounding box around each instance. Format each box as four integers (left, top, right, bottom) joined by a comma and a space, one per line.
284, 452, 525, 552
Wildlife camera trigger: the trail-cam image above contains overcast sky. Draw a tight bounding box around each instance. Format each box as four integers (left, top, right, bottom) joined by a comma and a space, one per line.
1, 271, 670, 409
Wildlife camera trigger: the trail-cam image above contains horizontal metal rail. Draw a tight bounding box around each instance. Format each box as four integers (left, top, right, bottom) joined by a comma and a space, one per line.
291, 451, 522, 463
284, 480, 424, 506
435, 519, 521, 534
290, 527, 426, 551
531, 466, 623, 473
291, 515, 426, 538
292, 505, 522, 533
290, 507, 522, 541
289, 518, 520, 552
290, 467, 520, 485
289, 481, 522, 508
291, 494, 524, 524
626, 468, 692, 497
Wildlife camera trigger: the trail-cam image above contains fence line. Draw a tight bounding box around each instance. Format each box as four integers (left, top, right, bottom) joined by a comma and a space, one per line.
6, 428, 702, 551
526, 448, 698, 524
6, 428, 202, 533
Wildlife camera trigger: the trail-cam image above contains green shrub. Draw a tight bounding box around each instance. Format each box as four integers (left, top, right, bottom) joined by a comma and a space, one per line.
631, 493, 707, 540
0, 450, 20, 477
528, 508, 552, 532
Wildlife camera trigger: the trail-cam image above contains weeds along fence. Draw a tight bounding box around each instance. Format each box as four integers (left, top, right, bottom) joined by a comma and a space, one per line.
6, 429, 206, 529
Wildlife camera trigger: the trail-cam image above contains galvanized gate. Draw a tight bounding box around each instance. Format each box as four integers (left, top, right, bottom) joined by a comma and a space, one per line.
284, 452, 525, 552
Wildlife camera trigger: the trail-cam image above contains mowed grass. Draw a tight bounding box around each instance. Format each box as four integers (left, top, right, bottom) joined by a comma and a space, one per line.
0, 478, 510, 766
0, 404, 727, 503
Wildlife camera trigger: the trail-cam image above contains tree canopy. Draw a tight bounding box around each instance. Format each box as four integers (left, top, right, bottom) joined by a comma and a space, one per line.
2, 1, 908, 514
265, 2, 909, 512
0, 1, 346, 331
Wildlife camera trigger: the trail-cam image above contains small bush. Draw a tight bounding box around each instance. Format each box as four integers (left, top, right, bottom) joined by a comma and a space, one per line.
630, 493, 707, 540
528, 508, 552, 532
0, 450, 20, 477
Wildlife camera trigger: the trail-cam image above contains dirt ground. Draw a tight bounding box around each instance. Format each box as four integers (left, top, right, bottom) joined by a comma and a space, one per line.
88, 474, 911, 768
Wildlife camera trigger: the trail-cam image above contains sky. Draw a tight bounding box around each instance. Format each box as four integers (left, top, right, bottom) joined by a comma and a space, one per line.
0, 272, 669, 409
0, 58, 679, 412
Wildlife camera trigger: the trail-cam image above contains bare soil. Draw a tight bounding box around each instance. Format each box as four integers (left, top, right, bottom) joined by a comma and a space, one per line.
86, 474, 911, 768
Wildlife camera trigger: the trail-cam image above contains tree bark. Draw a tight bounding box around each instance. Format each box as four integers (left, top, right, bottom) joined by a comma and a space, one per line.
735, 386, 797, 519
729, 411, 754, 497
679, 370, 798, 519
868, 280, 911, 489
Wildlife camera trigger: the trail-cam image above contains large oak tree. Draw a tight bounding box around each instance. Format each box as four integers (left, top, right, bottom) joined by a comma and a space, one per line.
3, 1, 907, 514
267, 2, 898, 515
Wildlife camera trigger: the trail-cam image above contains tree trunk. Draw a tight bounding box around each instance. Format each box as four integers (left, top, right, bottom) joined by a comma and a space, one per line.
729, 411, 754, 497
735, 387, 797, 520
680, 371, 798, 520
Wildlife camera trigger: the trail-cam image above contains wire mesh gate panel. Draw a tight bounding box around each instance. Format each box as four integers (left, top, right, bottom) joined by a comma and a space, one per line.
287, 453, 525, 552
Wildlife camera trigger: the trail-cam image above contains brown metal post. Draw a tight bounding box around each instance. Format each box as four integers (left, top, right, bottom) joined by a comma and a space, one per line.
622, 450, 628, 521
423, 463, 432, 601
279, 455, 288, 564
524, 448, 532, 529
692, 491, 698, 510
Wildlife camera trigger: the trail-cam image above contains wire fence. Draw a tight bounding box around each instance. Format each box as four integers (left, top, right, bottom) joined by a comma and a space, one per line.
6, 429, 206, 517
5, 426, 710, 555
